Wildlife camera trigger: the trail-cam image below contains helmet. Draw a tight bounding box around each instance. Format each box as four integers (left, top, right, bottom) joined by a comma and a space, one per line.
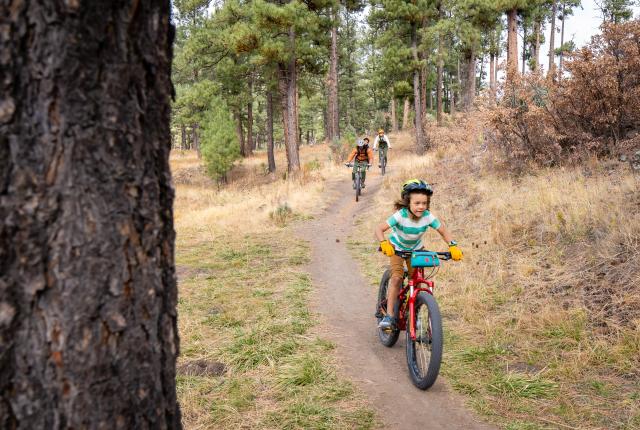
401, 179, 433, 199
357, 139, 365, 147
378, 129, 385, 134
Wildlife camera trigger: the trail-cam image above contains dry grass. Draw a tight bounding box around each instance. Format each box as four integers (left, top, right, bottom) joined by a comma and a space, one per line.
348, 116, 640, 429
171, 146, 376, 429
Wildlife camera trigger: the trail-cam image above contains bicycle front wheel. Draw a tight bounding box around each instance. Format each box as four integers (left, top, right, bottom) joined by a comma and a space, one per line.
355, 172, 361, 202
381, 155, 386, 176
406, 292, 443, 390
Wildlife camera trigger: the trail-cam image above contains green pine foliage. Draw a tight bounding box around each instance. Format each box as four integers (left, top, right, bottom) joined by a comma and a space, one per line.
200, 100, 241, 181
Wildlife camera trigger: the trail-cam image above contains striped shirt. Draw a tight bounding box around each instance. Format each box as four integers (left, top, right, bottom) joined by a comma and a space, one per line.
386, 208, 441, 251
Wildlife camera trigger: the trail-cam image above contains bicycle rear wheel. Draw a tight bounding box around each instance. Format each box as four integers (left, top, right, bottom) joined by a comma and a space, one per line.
376, 269, 400, 347
406, 292, 442, 389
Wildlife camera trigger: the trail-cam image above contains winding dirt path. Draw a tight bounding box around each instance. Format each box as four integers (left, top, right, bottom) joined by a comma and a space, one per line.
297, 172, 494, 429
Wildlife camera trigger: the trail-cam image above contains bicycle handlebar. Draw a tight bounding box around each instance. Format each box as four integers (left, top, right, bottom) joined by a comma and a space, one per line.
377, 247, 452, 260
345, 163, 371, 169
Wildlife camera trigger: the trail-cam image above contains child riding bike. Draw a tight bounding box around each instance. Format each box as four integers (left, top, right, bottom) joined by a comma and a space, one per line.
373, 129, 391, 168
345, 138, 373, 189
374, 179, 463, 330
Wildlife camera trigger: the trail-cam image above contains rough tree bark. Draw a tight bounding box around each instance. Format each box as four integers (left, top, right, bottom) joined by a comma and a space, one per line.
507, 8, 519, 82
533, 19, 541, 70
0, 1, 181, 428
180, 124, 187, 150
192, 123, 201, 158
559, 2, 566, 77
462, 50, 476, 111
548, 0, 557, 78
266, 92, 276, 173
402, 97, 410, 130
489, 53, 496, 95
522, 24, 527, 74
235, 110, 246, 157
246, 79, 254, 156
411, 24, 427, 154
390, 98, 398, 132
327, 7, 340, 141
277, 26, 301, 173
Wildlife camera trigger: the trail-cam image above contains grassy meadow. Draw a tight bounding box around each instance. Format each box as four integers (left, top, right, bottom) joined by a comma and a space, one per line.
172, 111, 639, 429
171, 146, 376, 429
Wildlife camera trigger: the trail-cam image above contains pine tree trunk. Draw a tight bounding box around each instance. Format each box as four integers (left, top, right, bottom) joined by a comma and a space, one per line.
391, 98, 398, 132
428, 88, 433, 110
489, 53, 496, 96
411, 24, 427, 154
328, 8, 340, 140
235, 111, 246, 157
478, 54, 485, 95
436, 47, 444, 126
522, 25, 527, 74
0, 1, 180, 428
507, 8, 519, 82
181, 124, 186, 150
266, 92, 276, 173
192, 123, 201, 159
450, 71, 456, 117
278, 26, 301, 173
559, 2, 566, 77
463, 50, 476, 111
420, 63, 427, 120
246, 81, 254, 156
402, 97, 410, 130
549, 0, 557, 78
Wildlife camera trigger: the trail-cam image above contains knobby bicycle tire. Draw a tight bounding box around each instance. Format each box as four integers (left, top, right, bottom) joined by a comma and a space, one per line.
376, 269, 400, 347
405, 292, 443, 390
355, 172, 361, 202
381, 155, 386, 176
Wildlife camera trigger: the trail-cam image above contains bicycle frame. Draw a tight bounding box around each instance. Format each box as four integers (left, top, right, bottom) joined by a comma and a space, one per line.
396, 267, 435, 341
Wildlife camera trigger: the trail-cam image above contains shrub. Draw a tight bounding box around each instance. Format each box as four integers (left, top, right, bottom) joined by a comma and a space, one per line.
491, 21, 640, 166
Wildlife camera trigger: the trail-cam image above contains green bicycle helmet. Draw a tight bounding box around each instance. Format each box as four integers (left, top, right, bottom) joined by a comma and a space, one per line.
401, 178, 433, 199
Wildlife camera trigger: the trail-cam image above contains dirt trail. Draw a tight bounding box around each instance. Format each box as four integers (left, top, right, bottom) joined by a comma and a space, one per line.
297, 171, 494, 429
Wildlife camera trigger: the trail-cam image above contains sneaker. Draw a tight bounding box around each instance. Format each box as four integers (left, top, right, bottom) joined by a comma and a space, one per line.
378, 164, 381, 168
378, 315, 396, 332
352, 181, 356, 189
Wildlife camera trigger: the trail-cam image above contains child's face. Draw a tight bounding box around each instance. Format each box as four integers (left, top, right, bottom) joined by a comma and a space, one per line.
409, 193, 429, 217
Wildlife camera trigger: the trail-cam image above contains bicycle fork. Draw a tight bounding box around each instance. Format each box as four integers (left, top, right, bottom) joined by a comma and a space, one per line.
407, 282, 434, 341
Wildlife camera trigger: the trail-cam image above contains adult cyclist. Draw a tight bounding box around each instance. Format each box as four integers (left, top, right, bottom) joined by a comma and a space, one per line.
373, 129, 391, 169
345, 138, 373, 189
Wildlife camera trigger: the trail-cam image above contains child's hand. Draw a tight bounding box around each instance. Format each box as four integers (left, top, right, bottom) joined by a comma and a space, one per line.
380, 240, 395, 257
449, 244, 463, 261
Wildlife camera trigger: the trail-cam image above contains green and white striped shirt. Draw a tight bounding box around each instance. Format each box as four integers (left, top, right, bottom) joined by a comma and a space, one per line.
387, 208, 441, 251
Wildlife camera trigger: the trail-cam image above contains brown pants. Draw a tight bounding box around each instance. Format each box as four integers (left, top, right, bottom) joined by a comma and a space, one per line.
389, 254, 414, 279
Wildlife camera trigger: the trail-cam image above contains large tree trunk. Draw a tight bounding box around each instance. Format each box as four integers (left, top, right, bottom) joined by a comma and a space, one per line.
235, 110, 246, 157
462, 50, 476, 111
548, 0, 557, 78
402, 97, 410, 130
478, 54, 485, 95
411, 24, 427, 154
507, 8, 519, 82
278, 26, 301, 173
266, 91, 276, 173
327, 8, 340, 141
0, 1, 181, 428
180, 124, 187, 150
390, 98, 398, 132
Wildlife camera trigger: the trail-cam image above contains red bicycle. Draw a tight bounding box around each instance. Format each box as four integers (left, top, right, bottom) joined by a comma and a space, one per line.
375, 250, 451, 389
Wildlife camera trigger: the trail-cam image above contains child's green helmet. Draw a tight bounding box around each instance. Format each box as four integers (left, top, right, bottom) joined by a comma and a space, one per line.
401, 179, 433, 199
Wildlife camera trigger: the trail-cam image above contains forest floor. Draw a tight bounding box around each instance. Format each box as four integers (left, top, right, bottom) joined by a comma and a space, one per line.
171, 113, 640, 429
